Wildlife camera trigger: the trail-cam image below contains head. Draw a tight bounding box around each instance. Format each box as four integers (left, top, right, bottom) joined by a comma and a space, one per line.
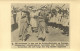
33, 10, 36, 12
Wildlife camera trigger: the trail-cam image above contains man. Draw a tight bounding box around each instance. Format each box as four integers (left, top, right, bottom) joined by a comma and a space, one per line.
12, 7, 17, 24
17, 8, 30, 41
37, 6, 49, 41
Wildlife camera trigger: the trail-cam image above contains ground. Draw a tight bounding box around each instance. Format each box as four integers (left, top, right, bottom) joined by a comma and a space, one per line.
11, 26, 69, 42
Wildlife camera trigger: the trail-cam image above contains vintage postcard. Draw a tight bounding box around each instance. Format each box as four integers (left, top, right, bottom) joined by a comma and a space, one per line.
11, 3, 69, 48
0, 0, 80, 50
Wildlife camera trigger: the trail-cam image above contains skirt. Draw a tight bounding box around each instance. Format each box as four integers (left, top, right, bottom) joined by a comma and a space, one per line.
30, 18, 37, 27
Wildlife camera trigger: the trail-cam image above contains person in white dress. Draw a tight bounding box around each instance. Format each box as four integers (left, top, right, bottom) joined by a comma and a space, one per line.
30, 8, 38, 32
56, 13, 62, 24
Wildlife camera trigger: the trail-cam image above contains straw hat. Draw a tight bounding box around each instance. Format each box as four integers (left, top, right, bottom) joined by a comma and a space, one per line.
31, 7, 37, 11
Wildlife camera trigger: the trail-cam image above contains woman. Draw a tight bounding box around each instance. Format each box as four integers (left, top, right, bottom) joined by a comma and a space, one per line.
30, 8, 38, 32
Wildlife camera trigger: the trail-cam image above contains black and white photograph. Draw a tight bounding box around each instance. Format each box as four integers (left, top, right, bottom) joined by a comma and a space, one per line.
11, 3, 69, 48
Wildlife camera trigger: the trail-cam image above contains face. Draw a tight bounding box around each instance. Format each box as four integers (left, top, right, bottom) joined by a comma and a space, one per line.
33, 10, 36, 12
22, 12, 27, 17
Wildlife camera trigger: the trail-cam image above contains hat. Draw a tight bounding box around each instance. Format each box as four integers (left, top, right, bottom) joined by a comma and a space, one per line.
40, 5, 47, 10
22, 7, 27, 12
32, 8, 36, 11
41, 5, 47, 8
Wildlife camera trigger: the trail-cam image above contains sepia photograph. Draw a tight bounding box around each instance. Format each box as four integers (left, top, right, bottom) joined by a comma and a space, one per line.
11, 3, 69, 48
0, 0, 80, 50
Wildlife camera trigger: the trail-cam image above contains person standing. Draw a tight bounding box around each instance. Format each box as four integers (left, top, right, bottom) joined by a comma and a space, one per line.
12, 7, 17, 24
30, 8, 38, 32
37, 6, 49, 41
17, 8, 30, 41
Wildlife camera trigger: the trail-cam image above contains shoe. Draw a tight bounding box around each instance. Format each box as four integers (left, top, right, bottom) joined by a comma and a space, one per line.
38, 38, 45, 41
24, 34, 30, 41
19, 35, 22, 37
42, 38, 45, 41
46, 31, 49, 33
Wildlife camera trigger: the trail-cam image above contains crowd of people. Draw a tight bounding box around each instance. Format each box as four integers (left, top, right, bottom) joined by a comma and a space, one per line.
11, 4, 69, 41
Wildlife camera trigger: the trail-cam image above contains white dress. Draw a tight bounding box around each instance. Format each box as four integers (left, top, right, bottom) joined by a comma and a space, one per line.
30, 12, 37, 27
56, 13, 62, 24
61, 17, 69, 26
